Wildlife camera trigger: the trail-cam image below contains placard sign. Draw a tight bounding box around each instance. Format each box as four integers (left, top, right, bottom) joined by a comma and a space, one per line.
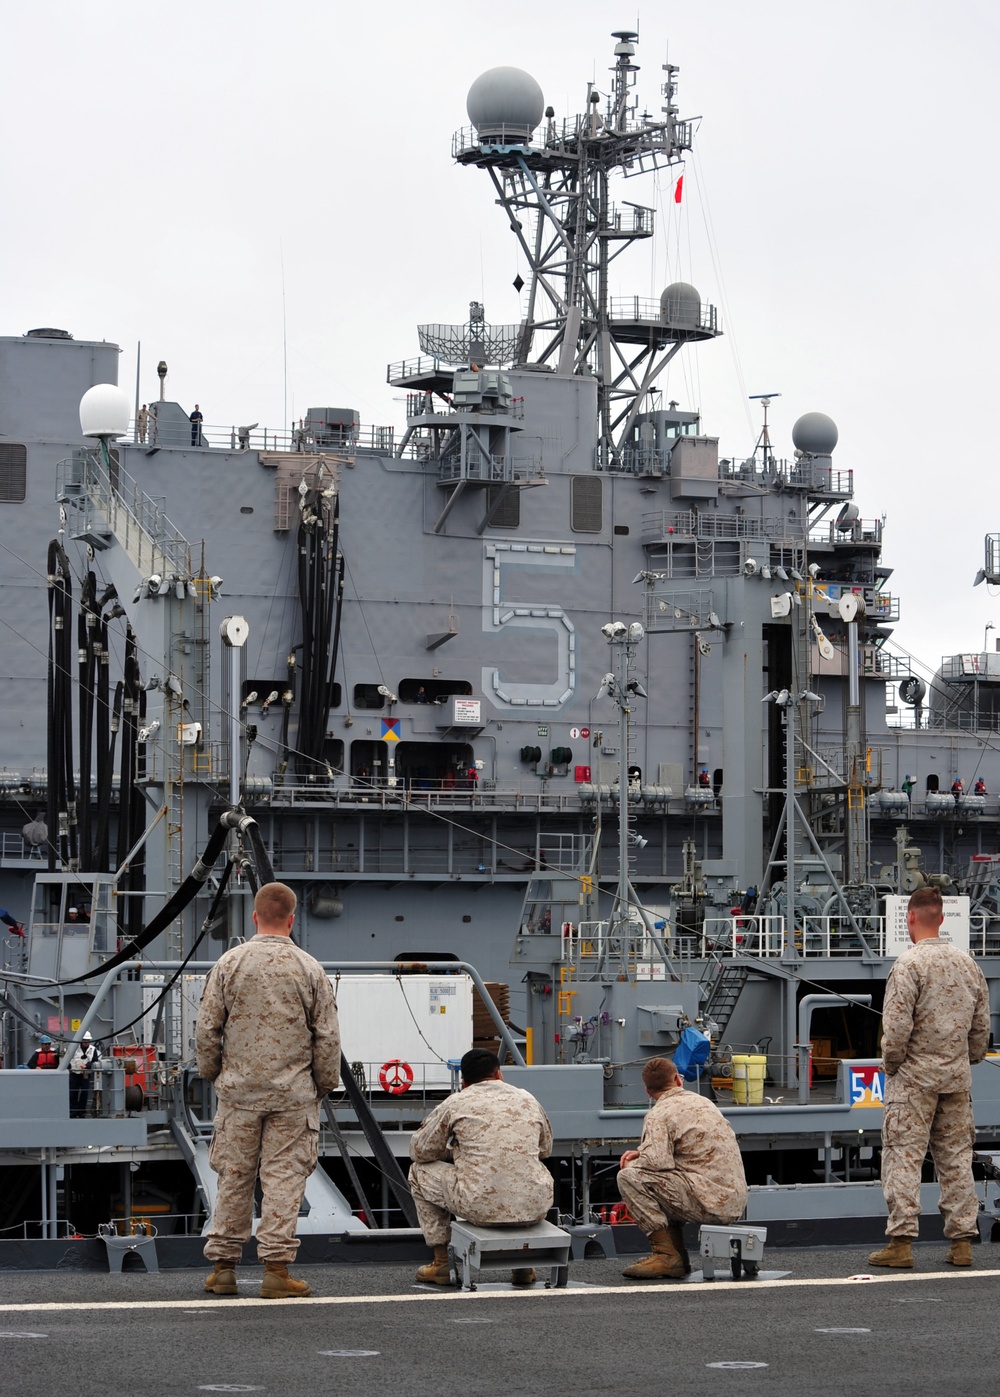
883, 895, 970, 957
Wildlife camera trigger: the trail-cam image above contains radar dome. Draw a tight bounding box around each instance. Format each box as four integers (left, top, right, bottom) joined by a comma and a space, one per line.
792, 411, 838, 455
660, 282, 701, 329
467, 67, 544, 142
79, 384, 131, 439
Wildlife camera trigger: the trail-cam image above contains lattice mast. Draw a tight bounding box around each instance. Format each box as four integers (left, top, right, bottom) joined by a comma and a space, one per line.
454, 30, 713, 468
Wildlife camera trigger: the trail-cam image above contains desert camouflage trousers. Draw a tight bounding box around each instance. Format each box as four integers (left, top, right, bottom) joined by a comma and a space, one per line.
204, 1100, 319, 1262
616, 1165, 744, 1236
880, 1083, 978, 1240
408, 1159, 551, 1246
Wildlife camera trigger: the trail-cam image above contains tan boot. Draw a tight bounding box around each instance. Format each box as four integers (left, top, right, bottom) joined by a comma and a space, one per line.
415, 1244, 453, 1286
666, 1223, 692, 1276
203, 1262, 238, 1296
945, 1238, 974, 1267
868, 1237, 914, 1268
511, 1268, 537, 1286
622, 1227, 687, 1280
259, 1261, 312, 1298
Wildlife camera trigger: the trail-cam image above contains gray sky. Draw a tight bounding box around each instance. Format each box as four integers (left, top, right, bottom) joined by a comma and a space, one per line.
3, 0, 997, 679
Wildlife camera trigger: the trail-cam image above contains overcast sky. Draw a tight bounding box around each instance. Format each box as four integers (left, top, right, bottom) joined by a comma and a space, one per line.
3, 0, 997, 678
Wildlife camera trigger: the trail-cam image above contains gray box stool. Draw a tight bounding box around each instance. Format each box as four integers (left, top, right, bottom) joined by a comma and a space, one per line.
698, 1223, 767, 1280
448, 1219, 571, 1290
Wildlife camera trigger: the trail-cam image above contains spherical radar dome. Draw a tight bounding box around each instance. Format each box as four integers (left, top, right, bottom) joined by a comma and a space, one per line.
80, 383, 131, 438
792, 411, 839, 455
660, 282, 701, 329
467, 67, 544, 141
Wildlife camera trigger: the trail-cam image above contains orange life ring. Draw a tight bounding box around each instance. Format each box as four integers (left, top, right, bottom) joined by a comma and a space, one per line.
378, 1059, 414, 1095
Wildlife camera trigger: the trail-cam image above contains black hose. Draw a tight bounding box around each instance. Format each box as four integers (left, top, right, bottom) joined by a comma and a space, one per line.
91, 621, 113, 869
46, 539, 78, 869
294, 491, 344, 773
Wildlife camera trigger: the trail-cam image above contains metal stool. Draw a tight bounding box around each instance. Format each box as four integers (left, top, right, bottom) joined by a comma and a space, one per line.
448, 1219, 571, 1290
698, 1223, 766, 1280
99, 1221, 159, 1273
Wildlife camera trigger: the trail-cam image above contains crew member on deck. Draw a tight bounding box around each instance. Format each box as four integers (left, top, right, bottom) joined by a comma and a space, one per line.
409, 1048, 553, 1287
617, 1056, 748, 1280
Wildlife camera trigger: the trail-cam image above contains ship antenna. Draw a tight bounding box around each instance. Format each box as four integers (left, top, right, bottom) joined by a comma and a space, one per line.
749, 392, 781, 470
455, 29, 718, 470
599, 619, 675, 973
280, 240, 289, 430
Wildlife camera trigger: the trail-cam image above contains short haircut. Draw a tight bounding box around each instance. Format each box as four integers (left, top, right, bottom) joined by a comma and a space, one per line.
461, 1048, 499, 1084
641, 1057, 678, 1093
908, 886, 943, 918
254, 881, 297, 925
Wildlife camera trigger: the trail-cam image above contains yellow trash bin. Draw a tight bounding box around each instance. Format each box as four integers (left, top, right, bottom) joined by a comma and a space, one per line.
732, 1054, 766, 1106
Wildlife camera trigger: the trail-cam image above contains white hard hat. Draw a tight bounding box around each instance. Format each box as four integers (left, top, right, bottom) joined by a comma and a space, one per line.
83, 1031, 93, 1040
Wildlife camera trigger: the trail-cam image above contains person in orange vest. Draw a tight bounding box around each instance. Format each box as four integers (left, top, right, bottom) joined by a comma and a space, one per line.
28, 1035, 59, 1069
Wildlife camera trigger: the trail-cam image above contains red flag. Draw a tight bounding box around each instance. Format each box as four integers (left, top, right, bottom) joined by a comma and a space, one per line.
674, 175, 684, 205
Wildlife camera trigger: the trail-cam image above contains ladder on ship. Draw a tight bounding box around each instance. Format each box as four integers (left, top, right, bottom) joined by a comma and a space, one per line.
702, 962, 751, 1040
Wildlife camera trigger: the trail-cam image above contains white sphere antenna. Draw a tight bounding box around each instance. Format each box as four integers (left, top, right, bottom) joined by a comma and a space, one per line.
792, 411, 839, 456
80, 384, 130, 439
467, 67, 544, 141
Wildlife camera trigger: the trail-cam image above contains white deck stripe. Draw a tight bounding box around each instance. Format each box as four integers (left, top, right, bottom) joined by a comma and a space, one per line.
0, 1267, 997, 1313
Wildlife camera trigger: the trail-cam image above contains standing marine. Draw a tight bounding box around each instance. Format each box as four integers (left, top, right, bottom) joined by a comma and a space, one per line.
869, 885, 990, 1268
196, 881, 341, 1298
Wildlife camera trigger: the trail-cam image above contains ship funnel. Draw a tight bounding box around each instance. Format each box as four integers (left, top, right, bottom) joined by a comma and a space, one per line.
80, 383, 130, 439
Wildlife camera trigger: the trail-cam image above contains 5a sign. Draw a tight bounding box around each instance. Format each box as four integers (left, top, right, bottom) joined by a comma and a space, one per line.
849, 1065, 885, 1107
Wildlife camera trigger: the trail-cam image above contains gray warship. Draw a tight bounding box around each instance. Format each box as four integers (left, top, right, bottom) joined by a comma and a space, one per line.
2, 28, 999, 1257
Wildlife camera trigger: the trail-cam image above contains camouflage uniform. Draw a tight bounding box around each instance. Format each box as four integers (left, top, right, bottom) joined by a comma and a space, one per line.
617, 1086, 748, 1234
408, 1079, 554, 1244
196, 934, 340, 1262
880, 938, 990, 1239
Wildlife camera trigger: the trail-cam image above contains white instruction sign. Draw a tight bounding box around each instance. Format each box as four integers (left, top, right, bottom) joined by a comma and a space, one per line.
883, 895, 970, 957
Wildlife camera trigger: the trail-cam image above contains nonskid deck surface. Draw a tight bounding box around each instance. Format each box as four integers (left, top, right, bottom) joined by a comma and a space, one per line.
1, 1249, 998, 1397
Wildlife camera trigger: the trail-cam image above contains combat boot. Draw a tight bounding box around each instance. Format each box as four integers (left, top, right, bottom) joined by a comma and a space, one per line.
260, 1261, 312, 1298
945, 1237, 974, 1267
666, 1223, 692, 1276
868, 1237, 914, 1268
511, 1268, 537, 1286
622, 1227, 687, 1280
203, 1262, 238, 1296
415, 1245, 453, 1286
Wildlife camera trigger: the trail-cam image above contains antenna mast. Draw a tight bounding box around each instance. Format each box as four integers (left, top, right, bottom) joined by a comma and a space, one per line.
454, 30, 720, 469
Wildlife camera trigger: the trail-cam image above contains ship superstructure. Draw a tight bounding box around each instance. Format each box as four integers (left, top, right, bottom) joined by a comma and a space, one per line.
1, 30, 999, 1247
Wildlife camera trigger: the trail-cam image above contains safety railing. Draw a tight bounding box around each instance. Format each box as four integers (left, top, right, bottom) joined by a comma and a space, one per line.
809, 518, 883, 547
387, 354, 446, 382
608, 296, 717, 332
268, 779, 595, 814
641, 508, 805, 543
699, 916, 785, 957
451, 114, 693, 161
0, 833, 43, 861
128, 419, 395, 456
556, 919, 667, 966
57, 448, 192, 578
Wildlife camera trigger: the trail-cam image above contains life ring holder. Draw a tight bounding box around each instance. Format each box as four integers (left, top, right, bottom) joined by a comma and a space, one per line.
378, 1059, 414, 1095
